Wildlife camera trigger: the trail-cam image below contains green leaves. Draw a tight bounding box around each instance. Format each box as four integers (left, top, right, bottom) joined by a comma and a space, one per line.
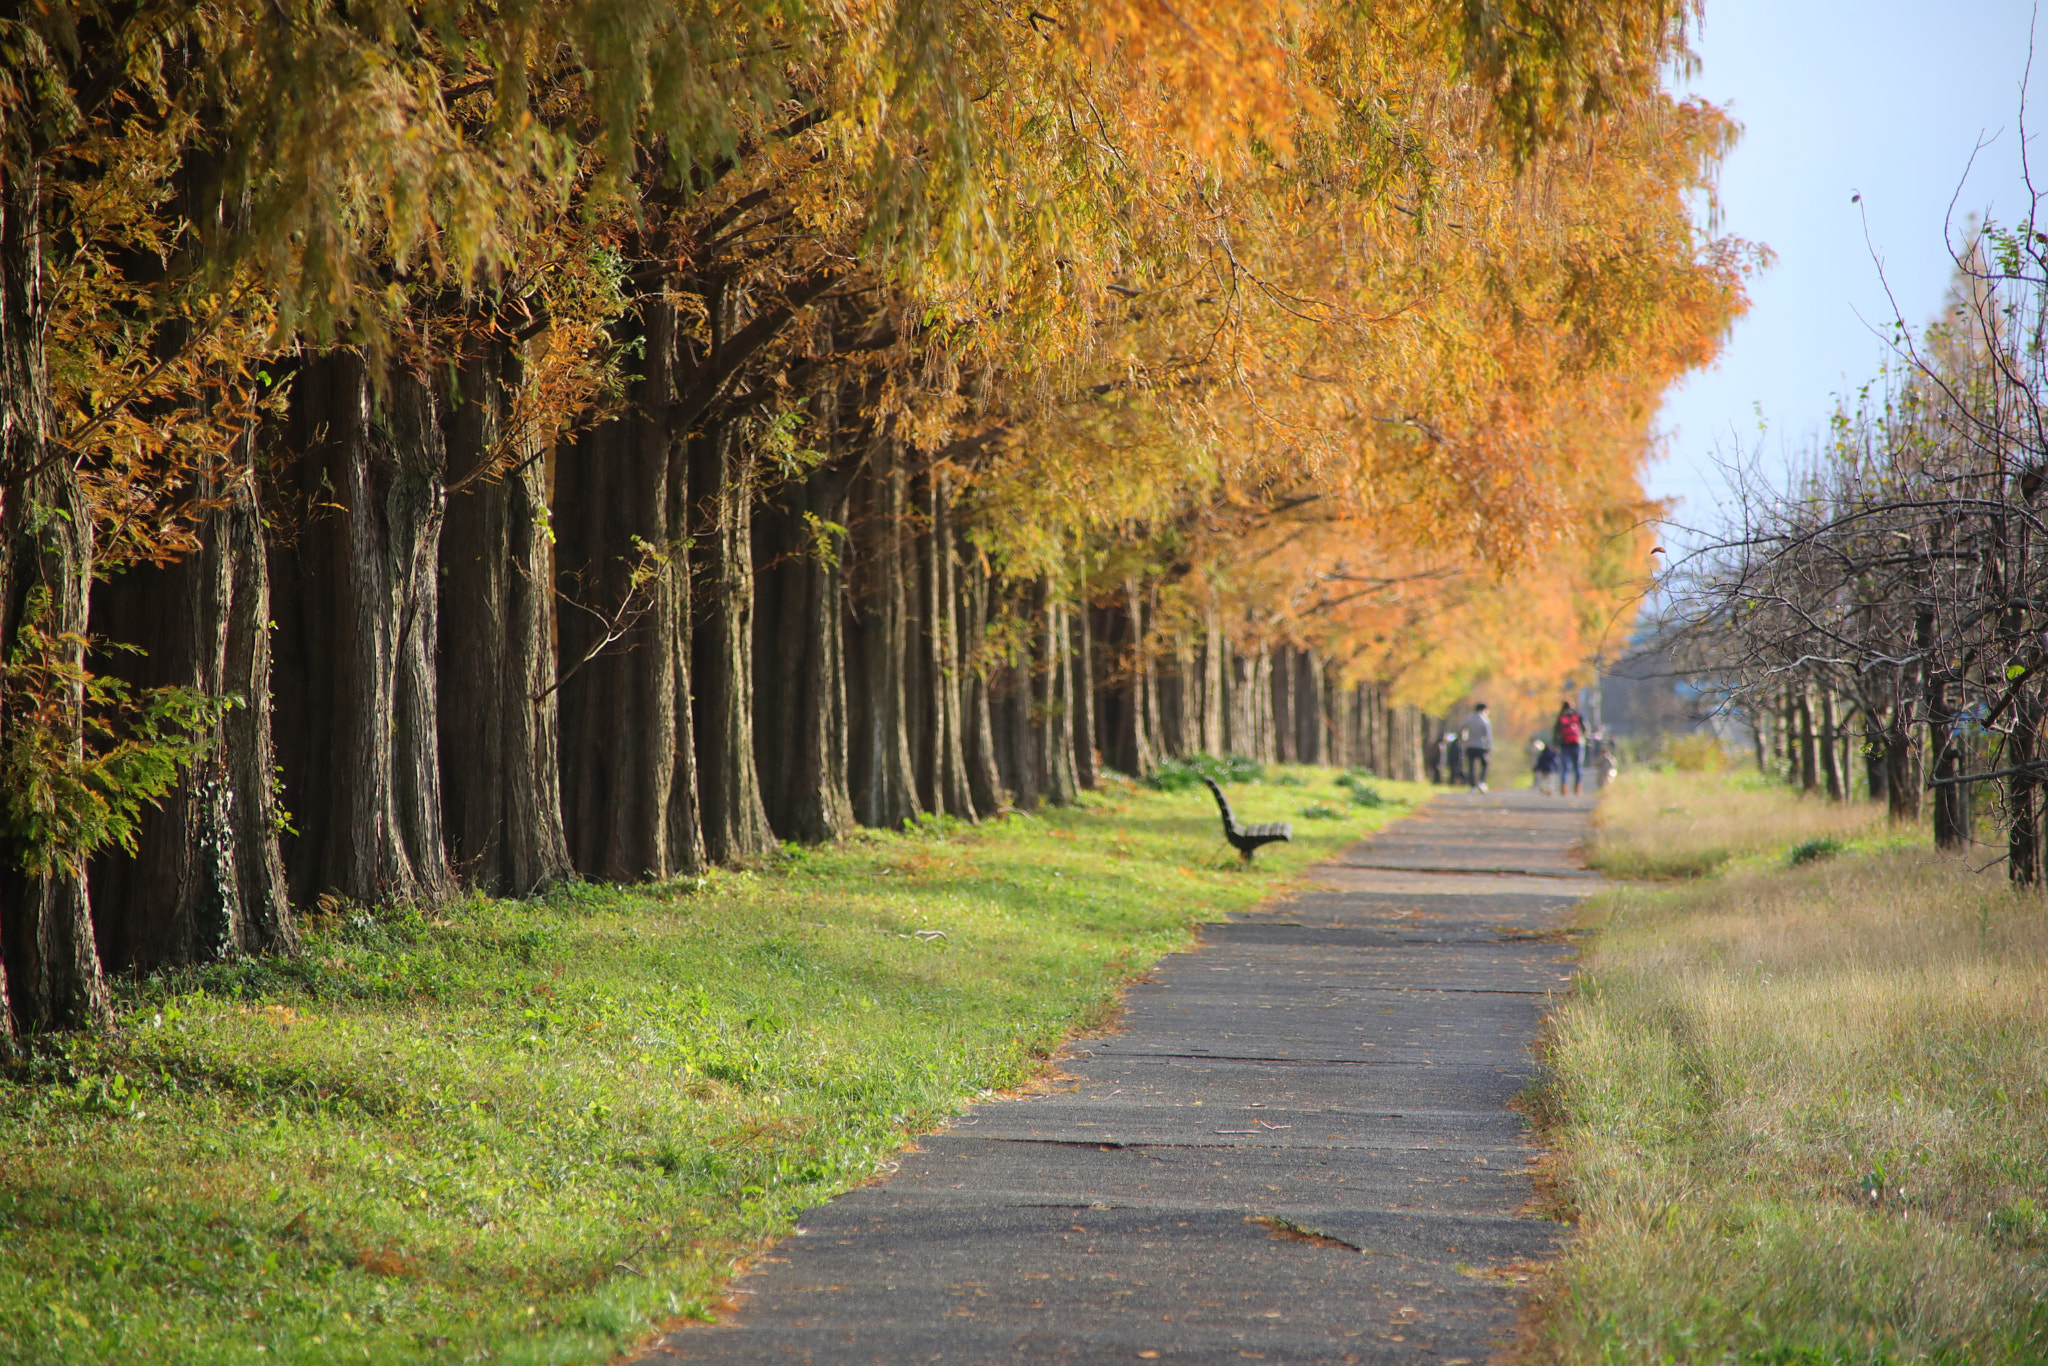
1, 588, 235, 878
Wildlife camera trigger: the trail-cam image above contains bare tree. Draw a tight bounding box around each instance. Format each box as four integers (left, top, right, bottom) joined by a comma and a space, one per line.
1665, 218, 2048, 881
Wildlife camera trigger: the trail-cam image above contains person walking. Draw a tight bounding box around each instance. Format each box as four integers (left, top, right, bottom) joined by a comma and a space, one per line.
1461, 702, 1493, 792
1588, 729, 1617, 789
1551, 700, 1585, 795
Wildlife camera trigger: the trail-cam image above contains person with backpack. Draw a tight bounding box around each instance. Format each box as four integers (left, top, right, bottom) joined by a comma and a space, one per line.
1551, 700, 1586, 795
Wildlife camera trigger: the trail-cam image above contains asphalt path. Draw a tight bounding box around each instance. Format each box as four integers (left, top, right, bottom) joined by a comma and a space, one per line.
645, 787, 1599, 1365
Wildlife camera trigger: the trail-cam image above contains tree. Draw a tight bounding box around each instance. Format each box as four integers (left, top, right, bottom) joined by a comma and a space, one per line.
0, 0, 1744, 1033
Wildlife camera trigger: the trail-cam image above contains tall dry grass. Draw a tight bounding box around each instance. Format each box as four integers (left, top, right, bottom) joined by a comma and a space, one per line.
1586, 767, 1891, 880
1533, 844, 2048, 1364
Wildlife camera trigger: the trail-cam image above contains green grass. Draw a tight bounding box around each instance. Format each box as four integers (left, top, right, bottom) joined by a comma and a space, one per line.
1530, 789, 2048, 1364
0, 768, 1425, 1366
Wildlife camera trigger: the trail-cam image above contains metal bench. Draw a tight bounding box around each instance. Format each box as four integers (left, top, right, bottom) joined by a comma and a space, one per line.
1201, 775, 1293, 864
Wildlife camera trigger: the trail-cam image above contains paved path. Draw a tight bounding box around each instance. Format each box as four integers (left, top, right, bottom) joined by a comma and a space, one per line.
646, 788, 1599, 1365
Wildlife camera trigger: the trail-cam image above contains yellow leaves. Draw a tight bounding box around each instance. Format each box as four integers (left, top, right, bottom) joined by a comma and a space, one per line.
42, 105, 289, 571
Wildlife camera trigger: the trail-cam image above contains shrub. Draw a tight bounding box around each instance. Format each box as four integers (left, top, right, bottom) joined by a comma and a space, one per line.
1786, 836, 1844, 867
1336, 770, 1390, 807
1300, 802, 1344, 820
1144, 753, 1265, 791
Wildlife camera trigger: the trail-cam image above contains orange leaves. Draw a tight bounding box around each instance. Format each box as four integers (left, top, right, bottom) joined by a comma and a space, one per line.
1056, 0, 1333, 163
958, 1, 1746, 706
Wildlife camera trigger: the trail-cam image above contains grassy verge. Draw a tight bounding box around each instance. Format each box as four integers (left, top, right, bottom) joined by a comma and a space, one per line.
1531, 773, 2048, 1364
1, 768, 1425, 1366
1585, 767, 1891, 880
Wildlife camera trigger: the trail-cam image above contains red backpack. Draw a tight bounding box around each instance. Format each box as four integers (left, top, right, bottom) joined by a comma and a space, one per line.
1558, 711, 1583, 745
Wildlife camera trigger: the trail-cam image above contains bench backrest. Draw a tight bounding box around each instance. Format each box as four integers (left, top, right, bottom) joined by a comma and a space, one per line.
1200, 775, 1240, 836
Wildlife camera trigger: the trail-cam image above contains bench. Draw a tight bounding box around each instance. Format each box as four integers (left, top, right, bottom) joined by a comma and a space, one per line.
1201, 775, 1293, 864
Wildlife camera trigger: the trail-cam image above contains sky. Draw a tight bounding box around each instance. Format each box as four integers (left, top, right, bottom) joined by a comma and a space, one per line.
1651, 0, 2044, 539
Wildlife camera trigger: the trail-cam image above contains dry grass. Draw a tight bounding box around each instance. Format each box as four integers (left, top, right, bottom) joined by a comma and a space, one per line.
1586, 768, 1892, 880
1532, 839, 2048, 1364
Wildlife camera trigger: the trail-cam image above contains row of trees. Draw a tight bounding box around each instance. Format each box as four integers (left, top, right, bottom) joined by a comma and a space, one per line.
1671, 206, 2048, 879
0, 0, 1747, 1032
1746, 680, 1876, 806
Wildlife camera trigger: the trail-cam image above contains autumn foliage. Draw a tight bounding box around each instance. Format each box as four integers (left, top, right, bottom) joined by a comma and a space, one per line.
0, 0, 1748, 1030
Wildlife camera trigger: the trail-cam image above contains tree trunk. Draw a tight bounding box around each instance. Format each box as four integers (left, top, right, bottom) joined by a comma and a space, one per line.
1780, 689, 1798, 786
1035, 587, 1079, 804
958, 541, 1008, 814
1325, 663, 1353, 768
1842, 722, 1855, 800
921, 471, 976, 817
1227, 647, 1272, 762
1225, 648, 1247, 756
1160, 634, 1192, 758
1114, 579, 1158, 778
1071, 584, 1097, 791
2010, 691, 2041, 887
1296, 650, 1323, 765
847, 436, 921, 829
220, 489, 296, 951
89, 480, 294, 971
1099, 603, 1131, 775
1861, 714, 1888, 804
267, 352, 452, 906
0, 158, 109, 1034
1922, 612, 1969, 848
553, 299, 701, 881
1795, 687, 1819, 794
1000, 656, 1039, 807
1089, 603, 1115, 778
689, 419, 778, 864
438, 338, 574, 895
1200, 611, 1226, 755
1818, 689, 1843, 801
755, 451, 856, 843
387, 371, 452, 902
1135, 584, 1160, 775
1271, 647, 1295, 764
1884, 701, 1919, 825
0, 482, 110, 1033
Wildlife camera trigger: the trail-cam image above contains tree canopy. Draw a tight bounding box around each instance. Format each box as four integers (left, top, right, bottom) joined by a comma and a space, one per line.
0, 0, 1747, 1031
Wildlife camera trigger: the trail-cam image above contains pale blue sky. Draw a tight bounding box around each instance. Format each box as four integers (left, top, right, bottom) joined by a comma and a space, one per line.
1653, 0, 2041, 534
